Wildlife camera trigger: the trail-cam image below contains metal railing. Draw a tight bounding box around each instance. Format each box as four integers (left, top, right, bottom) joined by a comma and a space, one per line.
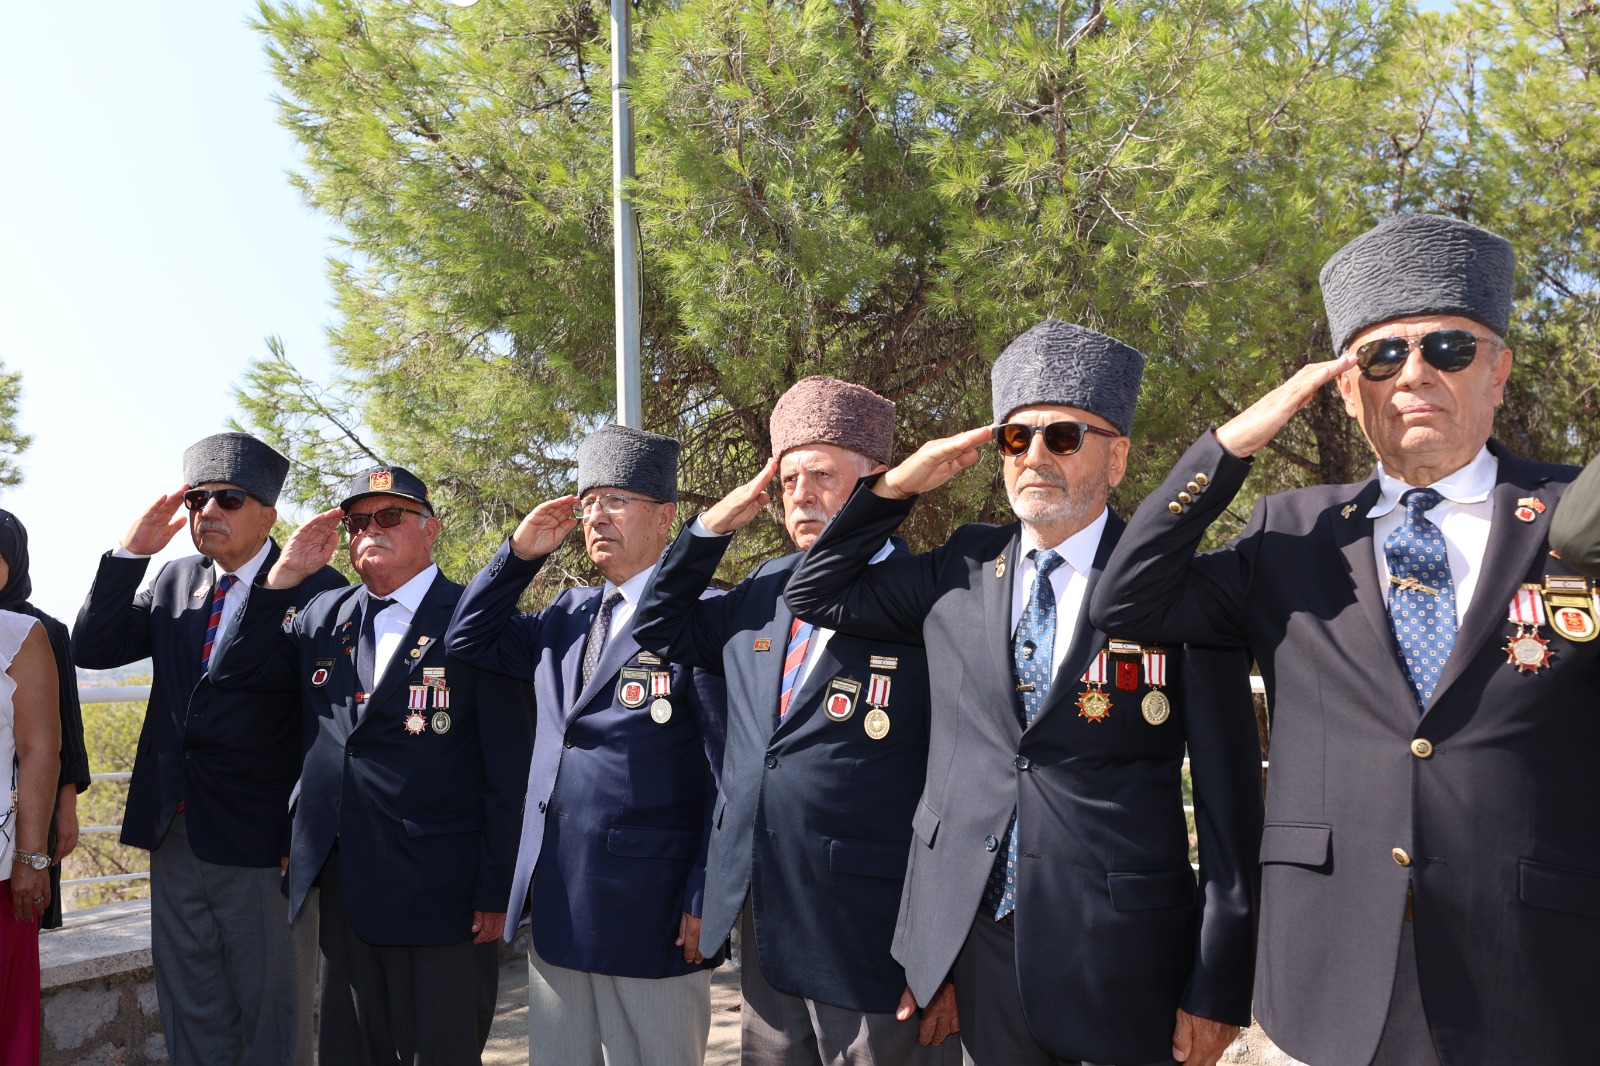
66, 685, 151, 891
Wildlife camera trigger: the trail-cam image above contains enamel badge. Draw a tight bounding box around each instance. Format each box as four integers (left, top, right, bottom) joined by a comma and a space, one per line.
1077, 651, 1112, 723
618, 668, 650, 709
824, 677, 861, 722
404, 712, 427, 735
310, 659, 334, 688
1505, 586, 1554, 673
1544, 575, 1597, 643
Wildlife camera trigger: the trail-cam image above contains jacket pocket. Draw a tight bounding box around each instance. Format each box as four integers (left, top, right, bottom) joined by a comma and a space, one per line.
607, 825, 696, 860
402, 809, 482, 837
1519, 859, 1600, 919
911, 798, 940, 848
1107, 869, 1194, 912
828, 838, 910, 881
1260, 822, 1332, 868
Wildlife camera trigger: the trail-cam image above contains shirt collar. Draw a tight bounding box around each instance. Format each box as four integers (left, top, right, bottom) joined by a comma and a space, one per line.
868, 539, 895, 565
222, 538, 273, 585
1367, 446, 1498, 518
600, 562, 658, 607
1020, 507, 1108, 577
366, 563, 439, 615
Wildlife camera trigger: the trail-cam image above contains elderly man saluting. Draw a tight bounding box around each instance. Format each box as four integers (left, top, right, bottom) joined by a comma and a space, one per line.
73, 432, 342, 1066
210, 466, 532, 1066
444, 425, 725, 1066
1091, 213, 1600, 1065
782, 329, 1263, 1066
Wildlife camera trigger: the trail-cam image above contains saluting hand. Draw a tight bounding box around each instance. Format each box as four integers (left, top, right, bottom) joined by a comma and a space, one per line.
874, 427, 993, 501
265, 508, 345, 589
1214, 353, 1357, 459
120, 486, 191, 556
1171, 1007, 1239, 1066
509, 496, 581, 561
700, 457, 780, 536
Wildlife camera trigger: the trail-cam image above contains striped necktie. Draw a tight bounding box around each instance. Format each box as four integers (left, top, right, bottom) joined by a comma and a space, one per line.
777, 616, 814, 722
199, 574, 237, 674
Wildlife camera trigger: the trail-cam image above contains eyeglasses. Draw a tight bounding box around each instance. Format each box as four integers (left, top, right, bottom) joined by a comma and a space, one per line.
183, 488, 251, 512
1354, 329, 1499, 381
342, 506, 427, 534
573, 494, 661, 520
992, 421, 1119, 457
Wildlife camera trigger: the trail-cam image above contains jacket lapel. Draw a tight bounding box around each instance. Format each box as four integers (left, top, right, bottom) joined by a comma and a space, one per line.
980, 529, 1023, 731
1329, 478, 1402, 665
570, 593, 642, 720
1031, 514, 1121, 727
361, 573, 455, 722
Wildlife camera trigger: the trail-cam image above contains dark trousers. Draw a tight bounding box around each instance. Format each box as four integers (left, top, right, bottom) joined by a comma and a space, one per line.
317, 847, 499, 1066
952, 911, 1176, 1066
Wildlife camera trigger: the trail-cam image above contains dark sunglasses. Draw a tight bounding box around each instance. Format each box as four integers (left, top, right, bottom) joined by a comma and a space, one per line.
342, 506, 427, 534
183, 488, 252, 512
1355, 329, 1498, 381
992, 421, 1119, 457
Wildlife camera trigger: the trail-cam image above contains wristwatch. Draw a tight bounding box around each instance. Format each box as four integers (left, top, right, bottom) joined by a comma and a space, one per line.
12, 849, 51, 870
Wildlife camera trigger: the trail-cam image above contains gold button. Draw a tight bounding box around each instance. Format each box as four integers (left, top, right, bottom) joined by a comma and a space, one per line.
1186, 481, 1201, 494
1410, 738, 1433, 758
1195, 473, 1210, 486
1167, 502, 1184, 514
1178, 492, 1193, 504
1392, 848, 1411, 867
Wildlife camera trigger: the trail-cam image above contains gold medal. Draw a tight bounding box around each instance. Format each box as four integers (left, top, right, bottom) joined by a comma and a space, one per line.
864, 708, 890, 740
1076, 687, 1112, 723
1505, 627, 1553, 673
650, 698, 673, 724
1141, 689, 1171, 726
430, 711, 452, 734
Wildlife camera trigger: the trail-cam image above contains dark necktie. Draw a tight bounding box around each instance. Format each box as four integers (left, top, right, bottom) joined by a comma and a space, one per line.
1385, 488, 1458, 710
581, 590, 624, 690
198, 574, 237, 674
356, 597, 393, 699
983, 548, 1066, 920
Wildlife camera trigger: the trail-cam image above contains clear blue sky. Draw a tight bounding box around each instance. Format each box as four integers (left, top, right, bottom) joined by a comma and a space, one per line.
0, 1, 338, 625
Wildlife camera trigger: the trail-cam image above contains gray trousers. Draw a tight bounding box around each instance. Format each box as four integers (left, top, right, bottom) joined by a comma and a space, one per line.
317, 846, 499, 1066
525, 941, 712, 1066
739, 903, 963, 1066
149, 812, 317, 1066
1369, 919, 1443, 1066
952, 911, 1174, 1066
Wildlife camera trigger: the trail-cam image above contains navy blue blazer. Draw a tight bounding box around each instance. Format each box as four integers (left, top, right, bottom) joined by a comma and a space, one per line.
784, 480, 1263, 1065
1092, 434, 1598, 1066
71, 545, 345, 866
634, 529, 935, 1015
211, 569, 533, 947
444, 540, 724, 980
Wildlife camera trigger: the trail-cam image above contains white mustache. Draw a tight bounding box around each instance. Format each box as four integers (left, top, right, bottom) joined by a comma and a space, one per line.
195, 520, 231, 535
788, 506, 830, 525
354, 533, 393, 550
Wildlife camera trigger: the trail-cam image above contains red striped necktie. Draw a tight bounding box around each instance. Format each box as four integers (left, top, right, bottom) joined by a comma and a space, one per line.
777, 616, 814, 722
199, 574, 238, 674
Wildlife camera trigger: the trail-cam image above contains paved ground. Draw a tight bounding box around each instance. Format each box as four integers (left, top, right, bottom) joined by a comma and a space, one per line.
483, 956, 743, 1066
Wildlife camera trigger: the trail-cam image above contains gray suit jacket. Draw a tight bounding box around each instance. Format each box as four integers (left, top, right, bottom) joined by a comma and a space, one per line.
1551, 450, 1600, 578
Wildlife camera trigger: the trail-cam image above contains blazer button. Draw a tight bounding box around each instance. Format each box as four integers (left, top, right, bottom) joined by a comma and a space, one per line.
1410, 738, 1433, 759
764, 754, 778, 769
1167, 501, 1184, 514
563, 738, 574, 749
1392, 848, 1412, 867
1014, 755, 1031, 771
1186, 481, 1201, 494
1195, 473, 1210, 486
1177, 492, 1193, 504
984, 835, 999, 852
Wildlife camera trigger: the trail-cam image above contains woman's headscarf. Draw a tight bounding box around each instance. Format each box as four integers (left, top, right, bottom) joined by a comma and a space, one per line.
0, 508, 35, 611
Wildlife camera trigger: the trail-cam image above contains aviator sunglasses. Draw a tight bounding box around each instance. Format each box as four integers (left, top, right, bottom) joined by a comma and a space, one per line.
1355, 329, 1499, 381
993, 421, 1119, 457
342, 506, 428, 534
182, 488, 252, 512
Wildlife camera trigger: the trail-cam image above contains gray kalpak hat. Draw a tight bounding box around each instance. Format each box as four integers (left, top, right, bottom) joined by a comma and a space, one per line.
182, 432, 290, 506
1320, 213, 1515, 355
576, 425, 680, 503
990, 320, 1145, 434
769, 376, 895, 466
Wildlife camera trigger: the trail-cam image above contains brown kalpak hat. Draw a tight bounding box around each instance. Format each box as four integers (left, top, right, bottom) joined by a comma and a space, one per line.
769, 376, 895, 466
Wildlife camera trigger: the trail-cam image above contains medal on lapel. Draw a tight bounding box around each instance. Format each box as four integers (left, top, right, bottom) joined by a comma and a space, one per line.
430, 711, 451, 734
1543, 575, 1597, 643
1141, 648, 1172, 725
422, 667, 449, 710
1505, 585, 1555, 673
649, 671, 673, 723
863, 674, 892, 740
618, 668, 650, 709
824, 677, 861, 722
408, 685, 427, 711
311, 659, 334, 688
1077, 651, 1112, 723
404, 711, 427, 735
1108, 639, 1141, 691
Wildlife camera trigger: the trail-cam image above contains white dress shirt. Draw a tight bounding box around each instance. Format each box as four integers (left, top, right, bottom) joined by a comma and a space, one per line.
365, 564, 439, 686
1009, 508, 1109, 680
590, 563, 659, 646
114, 537, 272, 651
1368, 447, 1498, 626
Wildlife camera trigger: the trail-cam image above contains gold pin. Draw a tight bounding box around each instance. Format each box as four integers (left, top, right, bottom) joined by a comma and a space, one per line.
994, 555, 1006, 578
1341, 504, 1358, 519
1389, 575, 1439, 596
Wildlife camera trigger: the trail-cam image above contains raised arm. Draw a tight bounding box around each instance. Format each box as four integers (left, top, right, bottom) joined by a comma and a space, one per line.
1550, 451, 1600, 580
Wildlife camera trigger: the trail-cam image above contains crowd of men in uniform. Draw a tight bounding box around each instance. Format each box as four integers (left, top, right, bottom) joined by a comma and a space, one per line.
69, 211, 1600, 1066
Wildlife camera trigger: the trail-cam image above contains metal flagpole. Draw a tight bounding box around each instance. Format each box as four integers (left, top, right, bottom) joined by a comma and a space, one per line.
610, 0, 643, 428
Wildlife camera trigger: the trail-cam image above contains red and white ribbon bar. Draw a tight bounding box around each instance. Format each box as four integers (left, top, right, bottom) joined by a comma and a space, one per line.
650, 672, 671, 697
1081, 651, 1110, 685
867, 673, 892, 707
433, 687, 450, 710
408, 686, 427, 711
1508, 586, 1547, 626
1142, 650, 1167, 687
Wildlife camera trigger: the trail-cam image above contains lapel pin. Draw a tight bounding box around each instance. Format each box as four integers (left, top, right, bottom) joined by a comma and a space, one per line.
1340, 504, 1358, 519
1514, 497, 1545, 523
994, 555, 1006, 578
753, 638, 772, 652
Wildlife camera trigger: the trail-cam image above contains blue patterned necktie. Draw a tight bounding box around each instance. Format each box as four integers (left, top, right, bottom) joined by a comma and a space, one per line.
1385, 488, 1458, 710
982, 548, 1065, 920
